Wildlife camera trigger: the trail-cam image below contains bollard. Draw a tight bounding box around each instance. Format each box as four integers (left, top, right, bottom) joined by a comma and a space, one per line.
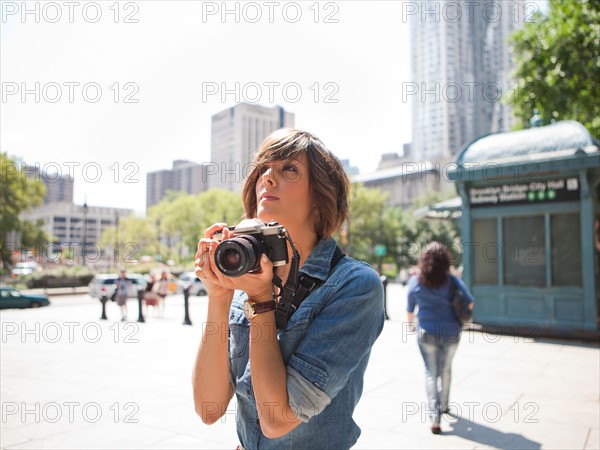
183, 285, 193, 326
137, 288, 145, 323
100, 295, 108, 320
380, 275, 390, 320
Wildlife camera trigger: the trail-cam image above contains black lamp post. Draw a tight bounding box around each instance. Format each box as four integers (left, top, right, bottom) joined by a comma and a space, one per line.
114, 211, 120, 265
137, 286, 145, 323
156, 218, 161, 262
183, 285, 192, 326
82, 202, 88, 266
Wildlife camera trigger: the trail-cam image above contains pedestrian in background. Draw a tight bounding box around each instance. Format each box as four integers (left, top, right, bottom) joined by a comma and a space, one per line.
143, 274, 159, 315
406, 242, 474, 434
153, 271, 169, 317
115, 269, 131, 322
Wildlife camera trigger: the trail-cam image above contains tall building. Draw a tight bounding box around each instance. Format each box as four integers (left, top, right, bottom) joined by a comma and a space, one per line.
146, 160, 207, 209
352, 162, 450, 209
410, 0, 526, 161
338, 159, 358, 177
21, 202, 133, 263
209, 103, 295, 191
26, 165, 74, 204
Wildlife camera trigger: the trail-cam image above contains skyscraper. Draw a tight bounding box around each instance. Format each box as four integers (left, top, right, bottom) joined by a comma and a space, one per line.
146, 169, 173, 209
409, 0, 526, 161
146, 160, 207, 209
209, 103, 295, 191
26, 165, 74, 204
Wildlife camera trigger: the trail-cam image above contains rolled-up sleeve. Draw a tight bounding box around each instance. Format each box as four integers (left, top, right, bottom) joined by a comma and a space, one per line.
285, 263, 385, 422
286, 365, 332, 422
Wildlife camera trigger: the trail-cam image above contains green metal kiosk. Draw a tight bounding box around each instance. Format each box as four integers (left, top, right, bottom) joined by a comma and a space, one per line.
450, 121, 600, 338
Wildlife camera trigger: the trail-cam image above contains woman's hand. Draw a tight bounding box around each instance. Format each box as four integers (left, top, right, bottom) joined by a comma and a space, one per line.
194, 223, 235, 300
194, 224, 276, 301
235, 254, 274, 302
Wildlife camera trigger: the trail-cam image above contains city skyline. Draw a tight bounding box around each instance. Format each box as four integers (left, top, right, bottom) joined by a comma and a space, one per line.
410, 0, 527, 161
209, 103, 295, 192
2, 1, 547, 213
2, 2, 411, 213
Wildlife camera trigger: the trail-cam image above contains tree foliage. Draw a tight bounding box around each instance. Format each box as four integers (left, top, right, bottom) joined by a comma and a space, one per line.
0, 153, 47, 268
20, 219, 49, 252
338, 185, 462, 274
340, 184, 408, 272
99, 189, 244, 264
99, 216, 157, 264
507, 0, 600, 136
147, 189, 244, 262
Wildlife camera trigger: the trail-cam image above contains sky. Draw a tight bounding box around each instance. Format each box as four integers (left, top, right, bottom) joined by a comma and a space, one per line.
1, 1, 412, 213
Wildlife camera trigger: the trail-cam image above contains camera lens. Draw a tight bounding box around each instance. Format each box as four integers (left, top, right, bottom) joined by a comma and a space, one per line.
222, 248, 242, 268
215, 236, 263, 277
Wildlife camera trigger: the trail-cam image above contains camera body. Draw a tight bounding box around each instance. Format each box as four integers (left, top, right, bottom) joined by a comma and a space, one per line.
214, 218, 288, 277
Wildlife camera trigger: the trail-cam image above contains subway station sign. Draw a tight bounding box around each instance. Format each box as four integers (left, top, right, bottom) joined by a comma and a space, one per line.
469, 178, 580, 208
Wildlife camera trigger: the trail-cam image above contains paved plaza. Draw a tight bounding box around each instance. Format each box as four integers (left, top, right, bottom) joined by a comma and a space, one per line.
1, 284, 598, 449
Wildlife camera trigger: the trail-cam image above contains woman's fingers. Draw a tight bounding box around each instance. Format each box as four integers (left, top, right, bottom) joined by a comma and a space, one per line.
192, 221, 279, 297
196, 257, 216, 282
205, 223, 228, 238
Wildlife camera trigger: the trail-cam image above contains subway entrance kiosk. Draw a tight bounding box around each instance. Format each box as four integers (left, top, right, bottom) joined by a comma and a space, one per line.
450, 121, 600, 338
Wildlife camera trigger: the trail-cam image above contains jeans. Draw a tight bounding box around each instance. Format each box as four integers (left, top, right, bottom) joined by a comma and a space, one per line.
417, 331, 460, 424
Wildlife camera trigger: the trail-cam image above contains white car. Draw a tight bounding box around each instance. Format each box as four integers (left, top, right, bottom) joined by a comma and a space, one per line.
88, 273, 147, 300
11, 262, 41, 277
177, 272, 207, 296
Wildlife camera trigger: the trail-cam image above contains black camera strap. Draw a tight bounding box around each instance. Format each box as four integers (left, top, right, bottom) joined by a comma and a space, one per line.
273, 240, 345, 329
272, 234, 300, 329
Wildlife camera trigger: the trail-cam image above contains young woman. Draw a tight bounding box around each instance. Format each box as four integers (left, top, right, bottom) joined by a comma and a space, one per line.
192, 128, 385, 449
406, 242, 474, 434
153, 271, 170, 317
115, 269, 131, 321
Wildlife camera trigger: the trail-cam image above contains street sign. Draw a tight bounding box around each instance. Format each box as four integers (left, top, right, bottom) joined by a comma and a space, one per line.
374, 244, 386, 257
469, 177, 580, 208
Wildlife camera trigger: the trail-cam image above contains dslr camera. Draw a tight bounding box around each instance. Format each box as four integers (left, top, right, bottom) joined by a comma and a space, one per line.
214, 218, 289, 277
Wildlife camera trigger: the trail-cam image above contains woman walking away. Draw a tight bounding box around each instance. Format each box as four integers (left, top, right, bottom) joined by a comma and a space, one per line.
407, 242, 474, 434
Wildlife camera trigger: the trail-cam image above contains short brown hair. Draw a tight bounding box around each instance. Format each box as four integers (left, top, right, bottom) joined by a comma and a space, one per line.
418, 242, 451, 288
242, 128, 349, 239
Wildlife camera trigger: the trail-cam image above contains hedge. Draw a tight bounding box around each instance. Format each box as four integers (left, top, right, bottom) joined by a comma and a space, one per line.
26, 274, 94, 289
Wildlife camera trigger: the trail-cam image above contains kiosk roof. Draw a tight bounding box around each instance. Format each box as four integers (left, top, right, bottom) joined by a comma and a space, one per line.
458, 120, 599, 165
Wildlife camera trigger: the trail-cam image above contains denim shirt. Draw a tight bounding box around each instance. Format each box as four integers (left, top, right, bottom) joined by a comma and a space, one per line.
228, 238, 385, 450
406, 274, 474, 338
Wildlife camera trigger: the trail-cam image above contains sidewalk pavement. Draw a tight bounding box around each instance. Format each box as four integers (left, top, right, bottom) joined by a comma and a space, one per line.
1, 284, 598, 449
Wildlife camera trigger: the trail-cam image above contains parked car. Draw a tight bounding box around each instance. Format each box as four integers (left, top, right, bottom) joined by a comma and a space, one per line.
88, 273, 147, 300
11, 262, 42, 277
177, 272, 207, 296
0, 286, 50, 309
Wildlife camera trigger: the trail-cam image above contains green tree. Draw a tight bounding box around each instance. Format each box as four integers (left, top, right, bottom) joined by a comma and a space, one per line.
340, 185, 462, 275
0, 153, 46, 268
411, 189, 457, 210
20, 219, 49, 254
146, 189, 243, 263
100, 216, 157, 265
507, 0, 600, 136
394, 190, 463, 269
342, 184, 407, 272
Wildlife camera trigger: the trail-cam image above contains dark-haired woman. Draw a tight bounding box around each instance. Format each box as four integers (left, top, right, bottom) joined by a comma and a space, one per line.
192, 128, 385, 449
406, 242, 474, 434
